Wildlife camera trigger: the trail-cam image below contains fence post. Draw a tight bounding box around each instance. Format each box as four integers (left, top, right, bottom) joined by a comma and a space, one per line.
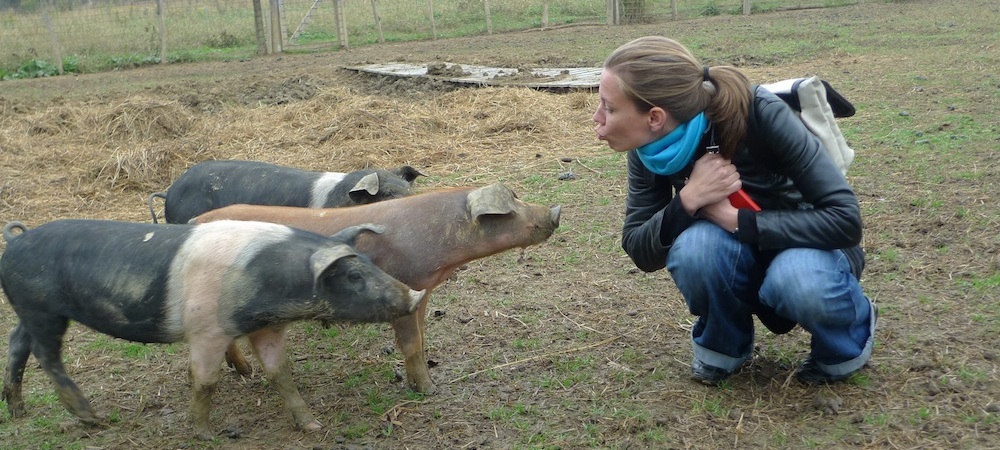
671, 0, 677, 20
542, 0, 549, 28
484, 0, 492, 34
371, 0, 384, 43
156, 0, 167, 63
253, 0, 267, 54
428, 0, 437, 39
607, 0, 619, 25
743, 0, 751, 15
269, 0, 284, 52
42, 9, 63, 74
279, 0, 289, 41
334, 0, 349, 48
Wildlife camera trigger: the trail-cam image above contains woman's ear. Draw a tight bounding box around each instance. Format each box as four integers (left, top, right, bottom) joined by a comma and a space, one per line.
647, 106, 675, 133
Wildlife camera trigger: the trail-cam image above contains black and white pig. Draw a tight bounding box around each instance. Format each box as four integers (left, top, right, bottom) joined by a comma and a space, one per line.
148, 159, 425, 224
0, 219, 424, 439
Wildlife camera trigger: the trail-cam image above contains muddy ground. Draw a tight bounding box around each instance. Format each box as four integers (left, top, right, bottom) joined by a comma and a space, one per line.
1, 1, 999, 449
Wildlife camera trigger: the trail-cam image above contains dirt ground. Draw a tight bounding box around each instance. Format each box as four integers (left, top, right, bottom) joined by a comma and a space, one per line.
1, 1, 999, 449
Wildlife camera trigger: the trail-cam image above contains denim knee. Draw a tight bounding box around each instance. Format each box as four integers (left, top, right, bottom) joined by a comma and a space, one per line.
759, 249, 854, 321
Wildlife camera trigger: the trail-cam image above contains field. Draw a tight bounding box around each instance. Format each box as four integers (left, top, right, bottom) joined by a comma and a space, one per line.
1, 0, 999, 448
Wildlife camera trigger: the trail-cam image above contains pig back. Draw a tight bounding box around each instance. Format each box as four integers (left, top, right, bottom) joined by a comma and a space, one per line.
164, 160, 322, 223
0, 220, 196, 342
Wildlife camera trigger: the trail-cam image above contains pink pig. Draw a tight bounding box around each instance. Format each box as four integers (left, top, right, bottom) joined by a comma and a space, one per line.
192, 183, 561, 393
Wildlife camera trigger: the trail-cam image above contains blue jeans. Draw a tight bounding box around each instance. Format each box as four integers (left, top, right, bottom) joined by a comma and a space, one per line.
666, 221, 875, 376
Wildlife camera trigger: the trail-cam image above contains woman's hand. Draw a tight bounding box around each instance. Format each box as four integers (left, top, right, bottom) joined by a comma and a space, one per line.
698, 200, 740, 234
678, 153, 741, 215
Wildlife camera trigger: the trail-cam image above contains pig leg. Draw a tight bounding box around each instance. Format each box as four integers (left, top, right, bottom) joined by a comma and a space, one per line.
392, 289, 435, 394
224, 339, 254, 376
2, 323, 32, 417
188, 339, 229, 440
246, 327, 322, 432
24, 319, 102, 425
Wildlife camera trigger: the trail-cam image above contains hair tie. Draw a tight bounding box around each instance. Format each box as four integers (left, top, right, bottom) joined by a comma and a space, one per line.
703, 66, 711, 82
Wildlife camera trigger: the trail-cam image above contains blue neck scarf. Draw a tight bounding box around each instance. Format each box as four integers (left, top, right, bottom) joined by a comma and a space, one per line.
635, 112, 708, 176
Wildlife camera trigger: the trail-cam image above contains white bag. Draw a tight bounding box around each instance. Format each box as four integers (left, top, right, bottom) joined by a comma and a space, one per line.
762, 76, 856, 176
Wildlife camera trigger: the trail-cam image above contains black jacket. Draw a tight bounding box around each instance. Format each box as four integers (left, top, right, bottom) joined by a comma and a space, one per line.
621, 86, 865, 280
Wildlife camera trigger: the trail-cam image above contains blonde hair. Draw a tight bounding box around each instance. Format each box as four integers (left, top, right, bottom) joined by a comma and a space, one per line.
603, 36, 752, 158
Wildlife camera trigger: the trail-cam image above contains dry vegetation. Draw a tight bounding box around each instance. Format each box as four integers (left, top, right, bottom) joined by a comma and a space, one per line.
1, 1, 999, 449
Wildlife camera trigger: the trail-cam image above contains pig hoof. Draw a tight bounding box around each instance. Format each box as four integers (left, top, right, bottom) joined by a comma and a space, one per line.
301, 420, 322, 432
412, 382, 438, 395
7, 403, 26, 418
78, 414, 108, 428
194, 428, 216, 441
2, 392, 26, 417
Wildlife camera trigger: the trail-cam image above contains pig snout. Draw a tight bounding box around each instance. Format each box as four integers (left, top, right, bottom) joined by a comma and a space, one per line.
406, 289, 426, 314
550, 205, 562, 228
383, 285, 424, 317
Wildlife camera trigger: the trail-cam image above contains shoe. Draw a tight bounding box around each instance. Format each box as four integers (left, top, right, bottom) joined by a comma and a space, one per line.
691, 359, 733, 386
797, 300, 877, 385
794, 358, 852, 385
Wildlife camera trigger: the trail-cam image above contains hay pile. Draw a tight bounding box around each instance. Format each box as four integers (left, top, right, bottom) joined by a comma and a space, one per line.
0, 71, 605, 225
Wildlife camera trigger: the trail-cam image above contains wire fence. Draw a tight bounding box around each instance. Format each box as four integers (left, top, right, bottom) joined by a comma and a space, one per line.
0, 0, 865, 76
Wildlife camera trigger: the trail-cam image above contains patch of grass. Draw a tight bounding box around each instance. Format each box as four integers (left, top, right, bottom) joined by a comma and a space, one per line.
955, 365, 989, 384
771, 430, 790, 446
487, 401, 531, 421
691, 396, 729, 418
340, 423, 371, 439
511, 338, 541, 350
864, 412, 890, 426
365, 387, 394, 415
875, 247, 899, 263
966, 272, 1000, 292
846, 371, 872, 387
83, 335, 158, 359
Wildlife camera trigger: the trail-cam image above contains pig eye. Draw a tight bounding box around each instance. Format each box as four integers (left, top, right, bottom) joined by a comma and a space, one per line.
347, 270, 363, 283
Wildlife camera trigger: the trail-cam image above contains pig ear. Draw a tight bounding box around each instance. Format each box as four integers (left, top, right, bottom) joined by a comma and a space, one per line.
394, 165, 426, 184
349, 172, 380, 196
328, 223, 386, 245
310, 245, 357, 285
468, 183, 517, 218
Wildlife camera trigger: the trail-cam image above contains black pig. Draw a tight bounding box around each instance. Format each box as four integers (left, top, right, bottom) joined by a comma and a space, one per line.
0, 219, 423, 439
148, 159, 424, 224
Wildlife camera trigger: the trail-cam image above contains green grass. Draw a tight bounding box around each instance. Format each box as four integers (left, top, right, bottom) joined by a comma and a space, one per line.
0, 0, 876, 77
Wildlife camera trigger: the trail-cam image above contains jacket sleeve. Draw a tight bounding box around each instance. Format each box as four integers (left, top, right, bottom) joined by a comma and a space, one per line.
747, 91, 863, 251
620, 150, 697, 272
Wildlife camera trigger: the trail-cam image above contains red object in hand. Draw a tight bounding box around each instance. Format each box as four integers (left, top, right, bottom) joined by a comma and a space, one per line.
728, 189, 761, 211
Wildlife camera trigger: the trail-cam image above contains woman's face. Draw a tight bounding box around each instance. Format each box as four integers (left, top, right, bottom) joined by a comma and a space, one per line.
593, 69, 656, 152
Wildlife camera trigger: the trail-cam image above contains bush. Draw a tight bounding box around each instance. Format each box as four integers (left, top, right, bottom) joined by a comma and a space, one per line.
1, 56, 78, 80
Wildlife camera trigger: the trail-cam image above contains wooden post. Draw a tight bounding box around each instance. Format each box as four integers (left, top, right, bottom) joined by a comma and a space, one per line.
269, 0, 284, 52
427, 0, 437, 39
606, 0, 618, 25
333, 0, 349, 49
542, 0, 548, 28
671, 0, 677, 20
743, 0, 751, 15
156, 0, 167, 63
253, 0, 267, 54
371, 0, 384, 43
42, 9, 63, 74
279, 0, 289, 41
484, 0, 492, 34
